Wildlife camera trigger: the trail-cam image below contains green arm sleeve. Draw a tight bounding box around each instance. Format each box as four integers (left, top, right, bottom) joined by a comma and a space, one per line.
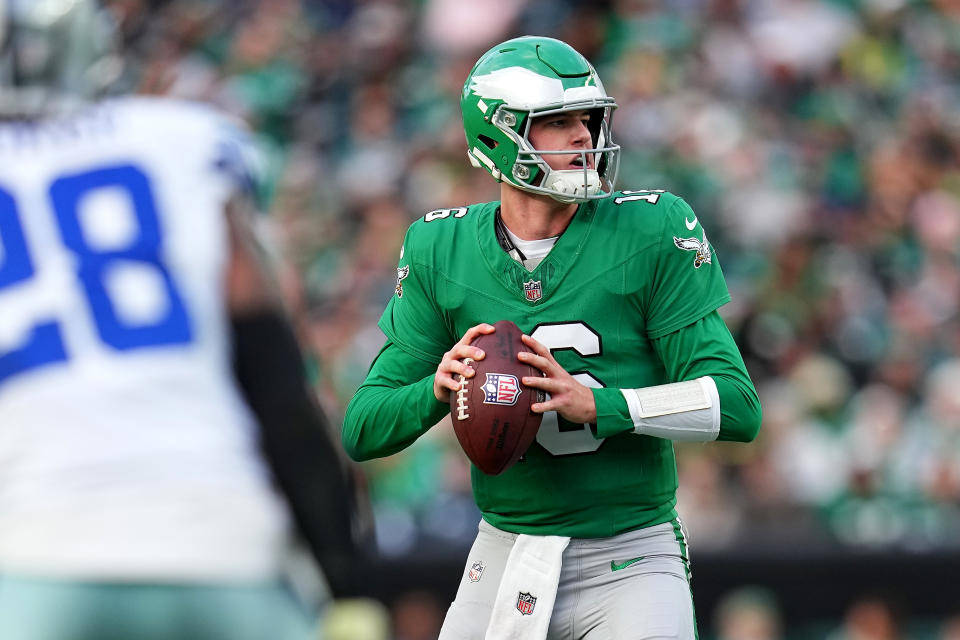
342, 340, 451, 462
592, 310, 762, 442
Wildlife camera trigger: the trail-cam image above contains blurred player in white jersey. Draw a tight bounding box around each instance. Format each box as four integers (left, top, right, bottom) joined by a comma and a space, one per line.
0, 1, 360, 638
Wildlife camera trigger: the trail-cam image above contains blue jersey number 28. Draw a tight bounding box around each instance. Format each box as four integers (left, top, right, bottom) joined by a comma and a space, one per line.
0, 163, 193, 386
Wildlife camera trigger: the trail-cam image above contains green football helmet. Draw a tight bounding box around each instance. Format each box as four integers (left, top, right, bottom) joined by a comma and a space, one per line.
461, 36, 620, 203
0, 0, 120, 117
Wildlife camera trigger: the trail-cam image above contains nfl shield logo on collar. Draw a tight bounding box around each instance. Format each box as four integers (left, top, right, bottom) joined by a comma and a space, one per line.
468, 561, 484, 582
516, 592, 537, 615
523, 280, 542, 302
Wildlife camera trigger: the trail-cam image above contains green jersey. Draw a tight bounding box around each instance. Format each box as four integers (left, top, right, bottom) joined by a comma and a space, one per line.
346, 190, 757, 538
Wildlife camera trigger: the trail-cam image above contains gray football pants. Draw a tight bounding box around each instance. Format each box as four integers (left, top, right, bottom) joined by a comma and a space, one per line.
438, 518, 697, 640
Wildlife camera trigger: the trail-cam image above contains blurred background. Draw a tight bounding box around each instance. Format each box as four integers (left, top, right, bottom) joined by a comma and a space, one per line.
109, 0, 960, 637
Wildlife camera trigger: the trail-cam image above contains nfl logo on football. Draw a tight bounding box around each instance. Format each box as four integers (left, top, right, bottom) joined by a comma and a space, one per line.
516, 592, 537, 615
468, 561, 484, 582
482, 373, 521, 406
523, 280, 542, 302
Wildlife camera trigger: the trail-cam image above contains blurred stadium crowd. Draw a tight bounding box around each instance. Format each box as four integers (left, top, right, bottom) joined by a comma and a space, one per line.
110, 0, 960, 636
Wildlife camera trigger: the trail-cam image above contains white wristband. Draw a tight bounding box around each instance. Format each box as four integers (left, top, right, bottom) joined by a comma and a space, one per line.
620, 377, 721, 442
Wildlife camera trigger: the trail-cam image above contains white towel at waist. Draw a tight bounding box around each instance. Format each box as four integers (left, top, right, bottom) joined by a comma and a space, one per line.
485, 533, 570, 640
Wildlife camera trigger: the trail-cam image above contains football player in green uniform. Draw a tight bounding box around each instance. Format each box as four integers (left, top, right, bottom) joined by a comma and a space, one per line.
343, 36, 761, 640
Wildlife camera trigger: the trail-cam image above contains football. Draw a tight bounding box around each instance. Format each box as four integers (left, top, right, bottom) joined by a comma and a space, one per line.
450, 319, 544, 475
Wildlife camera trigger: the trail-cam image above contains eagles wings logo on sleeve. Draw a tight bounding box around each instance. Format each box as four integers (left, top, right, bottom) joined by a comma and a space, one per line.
395, 265, 410, 297
673, 229, 712, 268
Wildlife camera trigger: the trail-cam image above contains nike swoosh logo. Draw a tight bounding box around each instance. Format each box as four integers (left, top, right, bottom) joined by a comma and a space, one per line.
685, 216, 697, 230
610, 556, 645, 572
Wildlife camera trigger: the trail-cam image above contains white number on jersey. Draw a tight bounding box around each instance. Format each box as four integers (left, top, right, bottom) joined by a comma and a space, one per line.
531, 322, 605, 456
614, 190, 664, 205
424, 207, 468, 222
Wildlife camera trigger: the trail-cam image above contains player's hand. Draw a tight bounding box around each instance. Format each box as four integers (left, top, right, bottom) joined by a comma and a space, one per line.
434, 323, 496, 403
519, 333, 597, 424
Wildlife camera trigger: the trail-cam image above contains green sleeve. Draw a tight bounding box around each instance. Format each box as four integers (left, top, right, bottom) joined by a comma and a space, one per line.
592, 311, 762, 442
341, 340, 450, 462
644, 198, 731, 339
378, 225, 455, 362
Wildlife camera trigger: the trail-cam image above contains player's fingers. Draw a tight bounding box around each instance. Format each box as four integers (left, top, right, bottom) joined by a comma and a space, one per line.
520, 334, 553, 360
442, 355, 476, 378
452, 324, 494, 360
531, 395, 558, 414
440, 362, 474, 388
516, 350, 556, 375
433, 376, 454, 402
449, 342, 486, 363
521, 374, 556, 392
458, 323, 495, 348
441, 375, 465, 392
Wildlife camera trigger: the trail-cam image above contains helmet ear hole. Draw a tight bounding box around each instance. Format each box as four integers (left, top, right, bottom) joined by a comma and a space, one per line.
478, 134, 498, 150
587, 108, 604, 146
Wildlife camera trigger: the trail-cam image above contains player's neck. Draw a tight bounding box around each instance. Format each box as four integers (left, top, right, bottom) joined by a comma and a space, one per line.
500, 184, 578, 240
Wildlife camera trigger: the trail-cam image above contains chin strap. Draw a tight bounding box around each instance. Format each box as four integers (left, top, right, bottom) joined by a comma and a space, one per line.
621, 377, 721, 442
541, 168, 602, 202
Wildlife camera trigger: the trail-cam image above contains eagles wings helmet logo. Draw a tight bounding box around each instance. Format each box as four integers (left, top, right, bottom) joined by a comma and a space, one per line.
673, 229, 712, 268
